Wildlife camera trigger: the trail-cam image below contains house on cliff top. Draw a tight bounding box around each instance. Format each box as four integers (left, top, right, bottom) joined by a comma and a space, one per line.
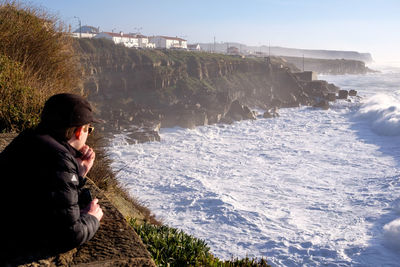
149, 35, 187, 49
94, 31, 155, 48
188, 44, 201, 51
71, 25, 99, 38
227, 46, 240, 55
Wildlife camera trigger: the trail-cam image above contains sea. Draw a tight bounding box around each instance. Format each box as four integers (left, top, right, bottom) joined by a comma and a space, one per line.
108, 64, 400, 266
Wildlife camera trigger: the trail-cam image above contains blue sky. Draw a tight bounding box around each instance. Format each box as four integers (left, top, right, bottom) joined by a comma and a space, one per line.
27, 0, 400, 64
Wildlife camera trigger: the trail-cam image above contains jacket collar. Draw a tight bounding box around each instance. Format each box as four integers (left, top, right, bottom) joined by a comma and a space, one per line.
59, 140, 83, 159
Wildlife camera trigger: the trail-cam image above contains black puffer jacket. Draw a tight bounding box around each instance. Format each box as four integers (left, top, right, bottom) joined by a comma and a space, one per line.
0, 128, 99, 258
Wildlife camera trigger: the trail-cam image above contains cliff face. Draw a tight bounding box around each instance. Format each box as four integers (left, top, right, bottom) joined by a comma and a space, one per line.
76, 39, 338, 131
282, 56, 375, 75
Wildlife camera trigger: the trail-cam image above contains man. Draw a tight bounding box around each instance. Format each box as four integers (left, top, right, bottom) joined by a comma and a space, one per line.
0, 93, 103, 262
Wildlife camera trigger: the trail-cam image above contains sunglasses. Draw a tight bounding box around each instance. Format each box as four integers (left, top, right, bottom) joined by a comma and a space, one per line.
88, 126, 94, 135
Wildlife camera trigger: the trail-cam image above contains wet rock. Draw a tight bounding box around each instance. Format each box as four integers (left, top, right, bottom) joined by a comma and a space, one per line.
225, 100, 256, 121
326, 92, 336, 101
263, 107, 280, 118
128, 131, 160, 144
126, 122, 161, 144
313, 99, 330, 110
349, 89, 357, 96
219, 116, 234, 124
337, 90, 349, 99
207, 112, 223, 124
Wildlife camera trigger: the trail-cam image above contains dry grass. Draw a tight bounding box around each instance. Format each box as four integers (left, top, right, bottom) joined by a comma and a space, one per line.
0, 1, 81, 132
0, 55, 41, 131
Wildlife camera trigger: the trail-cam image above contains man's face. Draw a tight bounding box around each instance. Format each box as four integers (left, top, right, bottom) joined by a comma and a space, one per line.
77, 124, 91, 150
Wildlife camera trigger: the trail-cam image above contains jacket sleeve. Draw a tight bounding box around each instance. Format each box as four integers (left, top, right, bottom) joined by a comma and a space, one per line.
51, 162, 100, 247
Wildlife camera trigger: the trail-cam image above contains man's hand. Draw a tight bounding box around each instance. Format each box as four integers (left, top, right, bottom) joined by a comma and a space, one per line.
76, 144, 95, 177
87, 198, 103, 222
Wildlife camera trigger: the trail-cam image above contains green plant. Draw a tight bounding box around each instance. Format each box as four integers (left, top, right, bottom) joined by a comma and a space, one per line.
0, 55, 40, 131
128, 218, 270, 267
129, 218, 211, 266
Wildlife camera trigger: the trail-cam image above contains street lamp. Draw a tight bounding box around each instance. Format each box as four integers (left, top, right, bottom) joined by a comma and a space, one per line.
74, 16, 81, 38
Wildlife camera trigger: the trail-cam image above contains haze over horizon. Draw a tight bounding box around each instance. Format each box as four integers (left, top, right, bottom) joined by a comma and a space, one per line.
28, 0, 400, 66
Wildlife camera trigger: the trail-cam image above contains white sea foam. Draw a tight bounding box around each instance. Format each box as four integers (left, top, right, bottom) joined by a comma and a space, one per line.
355, 94, 400, 136
383, 219, 400, 251
109, 68, 400, 266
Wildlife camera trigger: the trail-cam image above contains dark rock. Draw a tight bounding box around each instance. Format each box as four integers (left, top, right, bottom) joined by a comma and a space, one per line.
263, 107, 280, 118
313, 99, 330, 110
349, 89, 357, 96
225, 100, 256, 122
326, 92, 336, 101
207, 112, 223, 124
219, 116, 234, 124
193, 111, 208, 126
126, 122, 161, 144
128, 131, 160, 144
337, 90, 349, 99
263, 111, 273, 119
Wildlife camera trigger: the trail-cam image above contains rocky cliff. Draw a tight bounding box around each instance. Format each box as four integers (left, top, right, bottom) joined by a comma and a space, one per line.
282, 56, 376, 75
76, 39, 338, 136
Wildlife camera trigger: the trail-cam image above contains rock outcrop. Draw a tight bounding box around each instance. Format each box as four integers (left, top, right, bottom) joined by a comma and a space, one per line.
282, 56, 376, 75
75, 38, 339, 137
199, 43, 373, 63
338, 90, 349, 99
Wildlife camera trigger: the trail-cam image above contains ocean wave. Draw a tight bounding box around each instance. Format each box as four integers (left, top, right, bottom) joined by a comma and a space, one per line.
383, 218, 400, 251
355, 94, 400, 136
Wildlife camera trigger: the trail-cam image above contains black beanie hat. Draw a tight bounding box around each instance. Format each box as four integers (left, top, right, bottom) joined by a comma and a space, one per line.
40, 93, 101, 128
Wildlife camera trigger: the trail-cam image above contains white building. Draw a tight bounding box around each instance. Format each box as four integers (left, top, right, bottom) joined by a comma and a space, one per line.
149, 36, 187, 49
94, 32, 155, 48
136, 34, 156, 49
94, 32, 138, 48
71, 25, 99, 38
187, 44, 201, 51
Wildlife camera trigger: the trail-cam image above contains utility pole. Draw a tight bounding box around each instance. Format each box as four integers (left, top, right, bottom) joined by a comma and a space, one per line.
213, 36, 216, 53
269, 42, 271, 57
302, 54, 305, 72
74, 16, 81, 38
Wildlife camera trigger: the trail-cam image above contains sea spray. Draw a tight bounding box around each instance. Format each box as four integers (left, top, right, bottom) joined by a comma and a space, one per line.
383, 218, 400, 251
355, 93, 400, 136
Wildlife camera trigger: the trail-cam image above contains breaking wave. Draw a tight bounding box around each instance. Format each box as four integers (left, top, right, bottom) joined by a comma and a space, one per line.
355, 93, 400, 136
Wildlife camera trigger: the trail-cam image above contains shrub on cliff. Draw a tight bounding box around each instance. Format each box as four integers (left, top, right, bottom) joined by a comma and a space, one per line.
0, 1, 81, 132
0, 55, 41, 131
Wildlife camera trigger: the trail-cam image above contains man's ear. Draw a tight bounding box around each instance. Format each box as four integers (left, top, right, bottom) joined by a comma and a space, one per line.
75, 126, 83, 139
